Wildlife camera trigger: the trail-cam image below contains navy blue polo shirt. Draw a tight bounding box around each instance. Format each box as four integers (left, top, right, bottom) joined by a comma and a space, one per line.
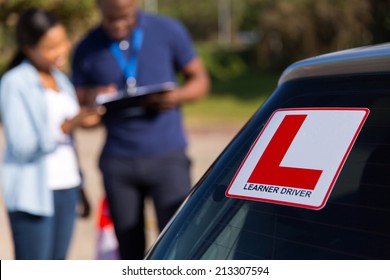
72, 11, 197, 157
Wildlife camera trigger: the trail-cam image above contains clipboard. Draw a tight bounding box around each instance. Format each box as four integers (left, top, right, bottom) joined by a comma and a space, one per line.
99, 82, 176, 116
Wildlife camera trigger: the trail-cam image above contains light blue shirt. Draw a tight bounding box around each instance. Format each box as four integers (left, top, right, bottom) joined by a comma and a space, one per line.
0, 61, 78, 216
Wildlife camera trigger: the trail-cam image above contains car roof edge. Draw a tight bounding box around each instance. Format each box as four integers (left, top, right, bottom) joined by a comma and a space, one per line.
278, 43, 390, 85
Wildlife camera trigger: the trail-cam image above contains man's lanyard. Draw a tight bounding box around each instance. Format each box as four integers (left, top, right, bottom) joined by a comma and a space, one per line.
110, 26, 144, 96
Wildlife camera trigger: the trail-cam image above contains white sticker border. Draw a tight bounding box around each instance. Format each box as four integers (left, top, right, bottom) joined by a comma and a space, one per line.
225, 107, 370, 210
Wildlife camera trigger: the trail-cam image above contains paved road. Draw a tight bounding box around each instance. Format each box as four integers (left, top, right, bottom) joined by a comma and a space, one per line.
0, 123, 241, 259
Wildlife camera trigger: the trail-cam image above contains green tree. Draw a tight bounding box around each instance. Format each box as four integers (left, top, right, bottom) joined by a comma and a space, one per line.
2, 0, 389, 73
0, 0, 99, 72
369, 0, 390, 43
158, 0, 219, 40
255, 0, 372, 69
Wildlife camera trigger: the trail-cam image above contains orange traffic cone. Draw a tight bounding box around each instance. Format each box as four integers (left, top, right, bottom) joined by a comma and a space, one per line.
96, 197, 119, 260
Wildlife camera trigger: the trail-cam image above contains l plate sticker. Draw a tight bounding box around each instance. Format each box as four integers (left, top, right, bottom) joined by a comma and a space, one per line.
225, 108, 369, 210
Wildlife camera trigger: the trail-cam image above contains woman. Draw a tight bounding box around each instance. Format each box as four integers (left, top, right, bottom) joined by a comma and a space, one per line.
0, 8, 101, 259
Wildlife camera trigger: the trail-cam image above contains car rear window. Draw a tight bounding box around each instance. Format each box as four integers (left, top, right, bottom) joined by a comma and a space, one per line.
147, 72, 390, 259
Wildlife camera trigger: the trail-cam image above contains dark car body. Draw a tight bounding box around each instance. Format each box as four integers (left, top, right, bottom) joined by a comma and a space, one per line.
145, 44, 390, 260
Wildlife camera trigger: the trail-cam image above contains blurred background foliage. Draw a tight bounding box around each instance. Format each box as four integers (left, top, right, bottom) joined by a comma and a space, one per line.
1, 0, 390, 123
2, 0, 390, 76
0, 0, 390, 74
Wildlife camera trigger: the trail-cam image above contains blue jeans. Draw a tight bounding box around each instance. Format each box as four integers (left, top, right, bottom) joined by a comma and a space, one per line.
99, 150, 192, 260
8, 187, 79, 260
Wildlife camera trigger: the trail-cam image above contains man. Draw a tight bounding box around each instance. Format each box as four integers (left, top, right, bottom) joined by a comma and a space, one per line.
72, 0, 210, 259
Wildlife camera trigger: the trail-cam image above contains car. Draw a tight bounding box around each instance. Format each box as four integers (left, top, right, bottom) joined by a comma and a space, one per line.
145, 43, 390, 260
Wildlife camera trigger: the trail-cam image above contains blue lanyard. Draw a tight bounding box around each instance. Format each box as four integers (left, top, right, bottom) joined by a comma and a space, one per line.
110, 26, 144, 94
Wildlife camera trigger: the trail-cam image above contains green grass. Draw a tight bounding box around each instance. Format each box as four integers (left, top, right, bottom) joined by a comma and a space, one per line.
183, 70, 280, 126
184, 95, 266, 126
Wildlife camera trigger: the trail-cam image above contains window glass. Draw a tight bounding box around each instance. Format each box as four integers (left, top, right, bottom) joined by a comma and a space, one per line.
147, 73, 390, 259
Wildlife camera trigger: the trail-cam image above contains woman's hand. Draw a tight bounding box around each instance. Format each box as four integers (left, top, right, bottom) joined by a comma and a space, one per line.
61, 106, 106, 134
78, 106, 106, 127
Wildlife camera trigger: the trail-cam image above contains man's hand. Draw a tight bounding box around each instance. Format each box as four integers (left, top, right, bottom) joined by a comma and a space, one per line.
141, 89, 182, 111
77, 84, 118, 106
